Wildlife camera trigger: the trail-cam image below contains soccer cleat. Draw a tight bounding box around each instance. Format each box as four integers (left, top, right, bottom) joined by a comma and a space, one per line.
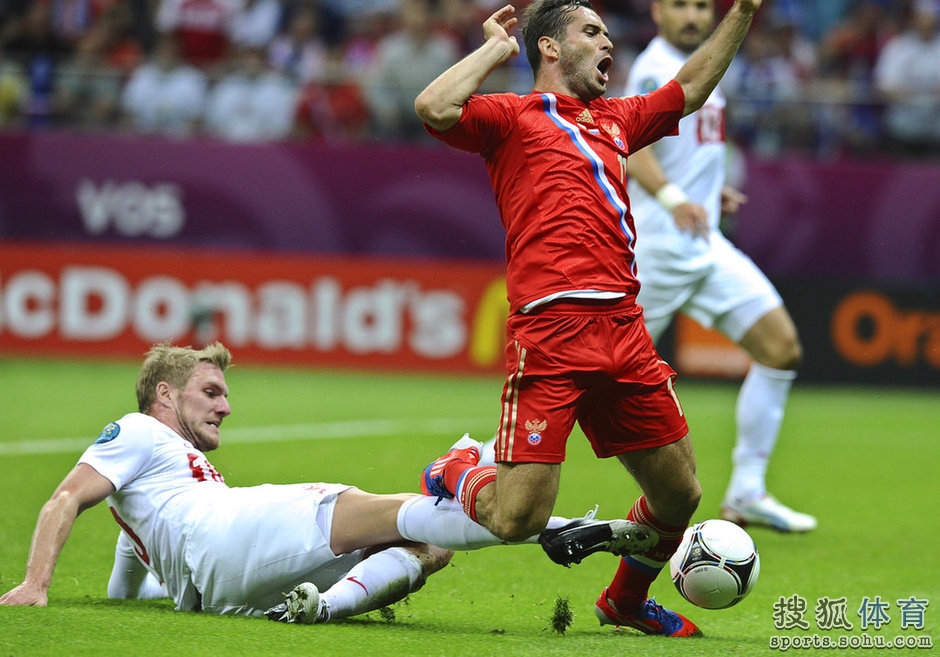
538, 508, 659, 567
420, 434, 483, 499
595, 590, 702, 637
264, 582, 329, 624
721, 493, 817, 533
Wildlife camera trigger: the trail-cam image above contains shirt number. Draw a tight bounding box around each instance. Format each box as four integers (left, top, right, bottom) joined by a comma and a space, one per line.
696, 105, 725, 144
187, 453, 225, 483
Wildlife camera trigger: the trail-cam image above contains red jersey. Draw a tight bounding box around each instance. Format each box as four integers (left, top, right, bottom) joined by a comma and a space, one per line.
428, 80, 684, 314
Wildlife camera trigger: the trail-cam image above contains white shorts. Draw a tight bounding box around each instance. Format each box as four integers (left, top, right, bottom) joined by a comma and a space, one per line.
635, 232, 782, 343
185, 482, 363, 616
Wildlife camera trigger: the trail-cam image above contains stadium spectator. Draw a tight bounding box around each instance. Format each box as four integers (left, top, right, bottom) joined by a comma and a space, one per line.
819, 0, 895, 79
336, 8, 387, 80
228, 0, 282, 49
53, 2, 142, 131
266, 5, 329, 85
764, 0, 855, 42
204, 46, 297, 141
321, 0, 399, 25
1, 0, 932, 156
768, 13, 818, 83
722, 24, 805, 154
363, 0, 460, 140
0, 53, 28, 128
873, 0, 940, 155
816, 0, 895, 153
291, 46, 372, 143
46, 0, 112, 47
121, 34, 207, 137
623, 0, 816, 535
1, 0, 74, 127
0, 341, 639, 621
414, 0, 764, 638
155, 0, 243, 69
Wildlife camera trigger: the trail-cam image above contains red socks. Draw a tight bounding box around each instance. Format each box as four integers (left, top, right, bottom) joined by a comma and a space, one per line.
456, 466, 497, 521
605, 496, 687, 613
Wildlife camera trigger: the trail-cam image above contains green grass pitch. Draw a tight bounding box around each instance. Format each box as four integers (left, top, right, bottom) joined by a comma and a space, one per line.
0, 356, 936, 656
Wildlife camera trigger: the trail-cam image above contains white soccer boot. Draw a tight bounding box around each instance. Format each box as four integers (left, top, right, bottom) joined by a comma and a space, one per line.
721, 494, 817, 533
264, 582, 329, 624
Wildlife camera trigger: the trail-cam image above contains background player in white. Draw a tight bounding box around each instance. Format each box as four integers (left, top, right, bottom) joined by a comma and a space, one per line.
0, 341, 642, 623
624, 0, 815, 532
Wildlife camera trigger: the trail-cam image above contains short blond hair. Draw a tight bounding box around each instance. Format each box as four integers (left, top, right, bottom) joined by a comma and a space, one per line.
136, 342, 232, 412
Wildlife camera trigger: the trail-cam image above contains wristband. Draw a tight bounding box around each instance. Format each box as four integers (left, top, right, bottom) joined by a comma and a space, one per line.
655, 183, 689, 212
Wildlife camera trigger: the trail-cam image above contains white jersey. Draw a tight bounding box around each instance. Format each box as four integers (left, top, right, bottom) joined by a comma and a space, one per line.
625, 36, 727, 263
79, 413, 354, 614
624, 37, 782, 342
79, 413, 227, 610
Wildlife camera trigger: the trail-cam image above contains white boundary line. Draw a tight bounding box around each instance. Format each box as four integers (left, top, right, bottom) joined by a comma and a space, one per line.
0, 417, 494, 456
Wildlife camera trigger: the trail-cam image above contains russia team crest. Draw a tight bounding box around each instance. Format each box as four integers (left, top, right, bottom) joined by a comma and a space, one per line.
602, 122, 625, 149
525, 419, 547, 445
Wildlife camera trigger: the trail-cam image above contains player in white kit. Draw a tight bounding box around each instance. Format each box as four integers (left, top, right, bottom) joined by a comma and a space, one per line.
0, 342, 651, 623
624, 0, 815, 532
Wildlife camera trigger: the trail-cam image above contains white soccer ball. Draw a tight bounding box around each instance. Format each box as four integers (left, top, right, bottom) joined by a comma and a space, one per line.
669, 519, 760, 609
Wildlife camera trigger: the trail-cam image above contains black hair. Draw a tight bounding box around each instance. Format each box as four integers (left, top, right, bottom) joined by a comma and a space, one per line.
522, 0, 595, 77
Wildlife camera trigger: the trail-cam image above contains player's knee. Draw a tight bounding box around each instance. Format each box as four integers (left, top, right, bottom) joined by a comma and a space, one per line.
653, 477, 701, 526
491, 510, 550, 543
771, 336, 802, 371
755, 332, 802, 371
681, 478, 703, 518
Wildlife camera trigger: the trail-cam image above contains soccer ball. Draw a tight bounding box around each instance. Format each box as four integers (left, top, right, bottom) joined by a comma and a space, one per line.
669, 519, 760, 609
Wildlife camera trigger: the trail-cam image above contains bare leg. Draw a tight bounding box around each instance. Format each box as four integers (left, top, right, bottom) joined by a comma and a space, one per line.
616, 435, 701, 527
328, 489, 415, 555
471, 461, 561, 542
738, 306, 801, 370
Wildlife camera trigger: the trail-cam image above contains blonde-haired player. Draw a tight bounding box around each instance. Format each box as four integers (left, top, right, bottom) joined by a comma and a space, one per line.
0, 342, 637, 622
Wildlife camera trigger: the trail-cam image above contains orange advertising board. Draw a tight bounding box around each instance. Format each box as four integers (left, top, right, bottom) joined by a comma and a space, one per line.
674, 315, 751, 379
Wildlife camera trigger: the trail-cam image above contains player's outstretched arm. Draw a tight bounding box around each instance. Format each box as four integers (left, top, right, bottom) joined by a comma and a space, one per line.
414, 4, 519, 131
674, 0, 762, 116
0, 464, 114, 606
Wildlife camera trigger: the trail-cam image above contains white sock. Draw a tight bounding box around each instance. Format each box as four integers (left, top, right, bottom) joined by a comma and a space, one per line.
727, 362, 796, 503
396, 495, 569, 549
321, 547, 424, 621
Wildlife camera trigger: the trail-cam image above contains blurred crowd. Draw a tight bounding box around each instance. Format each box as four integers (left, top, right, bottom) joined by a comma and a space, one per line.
0, 0, 938, 158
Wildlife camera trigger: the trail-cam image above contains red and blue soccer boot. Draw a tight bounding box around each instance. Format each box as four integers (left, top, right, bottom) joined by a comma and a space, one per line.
420, 434, 482, 499
595, 588, 702, 637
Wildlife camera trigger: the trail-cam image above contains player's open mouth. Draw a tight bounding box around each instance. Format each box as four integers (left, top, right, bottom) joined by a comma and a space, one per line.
597, 57, 612, 83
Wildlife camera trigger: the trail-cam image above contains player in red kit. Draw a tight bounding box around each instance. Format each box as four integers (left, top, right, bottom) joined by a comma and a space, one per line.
414, 0, 763, 637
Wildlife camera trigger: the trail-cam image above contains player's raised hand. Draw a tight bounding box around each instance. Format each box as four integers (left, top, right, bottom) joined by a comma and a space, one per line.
720, 186, 748, 215
735, 0, 763, 14
483, 5, 520, 57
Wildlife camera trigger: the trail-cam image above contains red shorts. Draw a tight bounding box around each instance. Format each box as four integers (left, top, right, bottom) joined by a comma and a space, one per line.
495, 298, 689, 463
